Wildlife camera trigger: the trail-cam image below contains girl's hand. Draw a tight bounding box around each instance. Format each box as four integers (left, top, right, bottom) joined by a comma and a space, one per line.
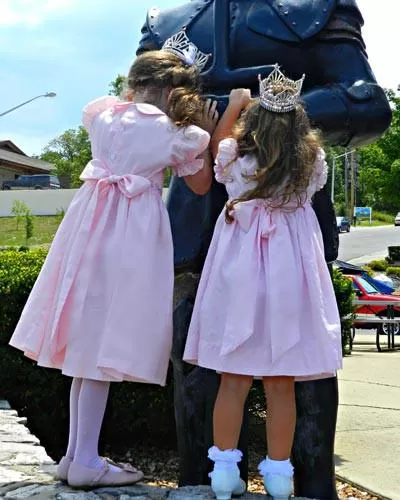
229, 88, 252, 110
199, 99, 219, 134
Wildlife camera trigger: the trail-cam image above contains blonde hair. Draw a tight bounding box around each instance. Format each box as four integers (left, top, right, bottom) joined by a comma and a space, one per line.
126, 51, 204, 128
225, 93, 321, 223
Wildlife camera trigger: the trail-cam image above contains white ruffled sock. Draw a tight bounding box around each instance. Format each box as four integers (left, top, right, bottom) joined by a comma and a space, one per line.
208, 446, 243, 473
258, 456, 294, 478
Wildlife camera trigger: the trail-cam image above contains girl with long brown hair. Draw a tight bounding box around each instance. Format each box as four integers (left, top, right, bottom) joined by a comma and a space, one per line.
9, 34, 218, 489
184, 67, 342, 499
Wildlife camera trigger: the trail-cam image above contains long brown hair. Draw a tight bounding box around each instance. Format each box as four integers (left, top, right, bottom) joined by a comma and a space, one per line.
126, 51, 204, 128
225, 96, 321, 223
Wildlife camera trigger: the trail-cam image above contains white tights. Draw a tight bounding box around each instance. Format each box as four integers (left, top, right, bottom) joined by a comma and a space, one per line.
65, 377, 118, 470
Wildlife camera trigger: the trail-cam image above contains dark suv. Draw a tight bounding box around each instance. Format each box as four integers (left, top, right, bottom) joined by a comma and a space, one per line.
1, 174, 60, 190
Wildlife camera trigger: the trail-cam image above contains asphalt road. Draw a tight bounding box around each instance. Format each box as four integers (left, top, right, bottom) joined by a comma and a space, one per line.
337, 224, 400, 263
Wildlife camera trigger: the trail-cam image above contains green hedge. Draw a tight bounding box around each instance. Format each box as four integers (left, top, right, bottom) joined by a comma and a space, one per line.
1, 249, 352, 459
368, 259, 389, 272
387, 267, 400, 278
0, 249, 174, 459
332, 268, 355, 355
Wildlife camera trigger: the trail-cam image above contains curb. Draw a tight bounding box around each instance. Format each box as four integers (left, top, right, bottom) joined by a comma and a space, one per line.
336, 473, 391, 500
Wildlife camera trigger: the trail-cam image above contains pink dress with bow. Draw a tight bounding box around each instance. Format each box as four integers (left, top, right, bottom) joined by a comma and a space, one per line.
9, 96, 210, 385
184, 138, 342, 378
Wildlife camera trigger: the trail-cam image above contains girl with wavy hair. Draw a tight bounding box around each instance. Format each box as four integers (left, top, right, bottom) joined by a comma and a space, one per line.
184, 67, 342, 499
10, 39, 218, 489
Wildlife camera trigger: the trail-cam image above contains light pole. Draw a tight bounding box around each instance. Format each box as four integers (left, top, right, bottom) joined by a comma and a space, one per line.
0, 92, 56, 117
330, 149, 356, 203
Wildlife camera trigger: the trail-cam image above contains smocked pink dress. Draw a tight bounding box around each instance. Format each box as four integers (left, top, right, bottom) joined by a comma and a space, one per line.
184, 138, 342, 378
9, 96, 210, 386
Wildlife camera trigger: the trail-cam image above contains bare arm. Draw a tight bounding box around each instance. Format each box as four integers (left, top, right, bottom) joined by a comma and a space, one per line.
211, 104, 242, 158
182, 99, 219, 196
183, 148, 213, 195
211, 89, 252, 158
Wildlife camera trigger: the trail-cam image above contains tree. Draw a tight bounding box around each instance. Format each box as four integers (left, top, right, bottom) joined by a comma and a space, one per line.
11, 200, 29, 230
39, 76, 125, 187
41, 127, 91, 188
356, 90, 400, 212
108, 75, 126, 97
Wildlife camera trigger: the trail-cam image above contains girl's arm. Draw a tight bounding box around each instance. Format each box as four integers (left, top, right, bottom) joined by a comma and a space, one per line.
211, 89, 252, 158
183, 148, 213, 195
178, 99, 219, 196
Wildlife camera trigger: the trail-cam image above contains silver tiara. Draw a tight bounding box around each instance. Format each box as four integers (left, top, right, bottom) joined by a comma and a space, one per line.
258, 64, 305, 113
161, 29, 211, 71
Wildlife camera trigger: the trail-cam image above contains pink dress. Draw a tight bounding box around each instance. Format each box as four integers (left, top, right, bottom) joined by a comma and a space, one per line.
184, 138, 342, 378
9, 96, 210, 386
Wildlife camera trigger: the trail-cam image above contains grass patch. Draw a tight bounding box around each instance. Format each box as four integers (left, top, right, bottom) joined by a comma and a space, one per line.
0, 216, 60, 247
356, 211, 394, 227
358, 219, 392, 227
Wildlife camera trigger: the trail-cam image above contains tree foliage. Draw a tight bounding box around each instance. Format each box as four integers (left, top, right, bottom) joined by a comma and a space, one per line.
356, 90, 400, 212
39, 75, 126, 186
108, 74, 126, 97
40, 127, 91, 188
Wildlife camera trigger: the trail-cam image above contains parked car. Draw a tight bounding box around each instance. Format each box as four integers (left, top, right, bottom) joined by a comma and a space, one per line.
345, 274, 400, 335
395, 212, 400, 226
336, 216, 351, 233
1, 174, 60, 190
335, 259, 394, 294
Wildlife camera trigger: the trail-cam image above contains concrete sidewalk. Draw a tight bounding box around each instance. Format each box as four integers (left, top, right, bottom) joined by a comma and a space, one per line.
335, 333, 400, 499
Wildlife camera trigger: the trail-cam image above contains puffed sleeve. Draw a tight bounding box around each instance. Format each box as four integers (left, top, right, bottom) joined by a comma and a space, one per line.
82, 96, 119, 132
308, 148, 328, 197
214, 138, 238, 184
170, 125, 210, 177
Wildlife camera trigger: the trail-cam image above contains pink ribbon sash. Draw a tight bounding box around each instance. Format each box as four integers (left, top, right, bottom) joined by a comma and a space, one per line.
80, 159, 153, 198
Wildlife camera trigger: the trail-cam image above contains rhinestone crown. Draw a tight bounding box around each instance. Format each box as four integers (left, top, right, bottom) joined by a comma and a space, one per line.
258, 64, 305, 113
162, 29, 211, 71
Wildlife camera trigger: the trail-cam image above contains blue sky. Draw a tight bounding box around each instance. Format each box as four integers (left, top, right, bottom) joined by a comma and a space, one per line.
0, 0, 398, 156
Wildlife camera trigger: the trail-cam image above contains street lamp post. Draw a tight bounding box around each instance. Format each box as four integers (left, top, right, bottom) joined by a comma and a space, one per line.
330, 149, 356, 203
0, 92, 56, 117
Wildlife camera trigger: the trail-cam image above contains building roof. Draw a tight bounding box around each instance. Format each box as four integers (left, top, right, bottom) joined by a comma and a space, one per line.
0, 140, 26, 156
0, 145, 53, 173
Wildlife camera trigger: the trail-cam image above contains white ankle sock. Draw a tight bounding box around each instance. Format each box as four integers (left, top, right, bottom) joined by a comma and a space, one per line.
73, 379, 120, 473
208, 446, 242, 471
258, 457, 294, 477
65, 377, 82, 460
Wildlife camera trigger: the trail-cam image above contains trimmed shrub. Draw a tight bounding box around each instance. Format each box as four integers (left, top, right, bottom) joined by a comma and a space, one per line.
368, 259, 389, 272
332, 268, 355, 355
0, 249, 174, 460
387, 267, 400, 279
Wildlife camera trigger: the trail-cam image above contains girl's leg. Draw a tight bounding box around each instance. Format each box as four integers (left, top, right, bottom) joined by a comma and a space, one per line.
73, 378, 112, 469
213, 373, 253, 450
209, 373, 252, 499
65, 377, 83, 459
68, 378, 144, 487
57, 377, 83, 481
262, 376, 296, 460
259, 376, 296, 499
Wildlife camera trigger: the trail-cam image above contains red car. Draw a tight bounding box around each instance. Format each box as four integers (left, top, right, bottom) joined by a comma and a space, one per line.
345, 274, 400, 335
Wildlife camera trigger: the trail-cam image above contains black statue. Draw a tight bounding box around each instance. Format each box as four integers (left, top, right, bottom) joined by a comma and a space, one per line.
137, 1, 391, 498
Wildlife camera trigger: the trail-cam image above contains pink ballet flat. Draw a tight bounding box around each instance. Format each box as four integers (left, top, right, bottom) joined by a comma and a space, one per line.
67, 458, 144, 490
56, 456, 72, 482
